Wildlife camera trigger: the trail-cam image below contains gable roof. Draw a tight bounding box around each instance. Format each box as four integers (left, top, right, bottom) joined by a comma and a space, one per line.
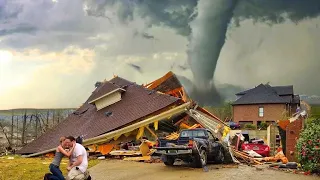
18, 76, 180, 154
233, 84, 296, 105
272, 85, 294, 95
87, 81, 121, 103
236, 84, 294, 96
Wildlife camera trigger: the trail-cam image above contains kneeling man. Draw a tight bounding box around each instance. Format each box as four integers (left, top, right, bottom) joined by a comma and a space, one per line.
65, 136, 90, 180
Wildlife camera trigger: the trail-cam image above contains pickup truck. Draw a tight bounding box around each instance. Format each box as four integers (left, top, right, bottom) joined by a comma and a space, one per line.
154, 128, 225, 168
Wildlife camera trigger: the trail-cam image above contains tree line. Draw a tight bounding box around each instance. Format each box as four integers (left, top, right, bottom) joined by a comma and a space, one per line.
0, 109, 74, 149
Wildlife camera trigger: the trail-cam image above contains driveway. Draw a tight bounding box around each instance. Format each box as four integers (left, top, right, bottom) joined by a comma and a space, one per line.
89, 160, 318, 180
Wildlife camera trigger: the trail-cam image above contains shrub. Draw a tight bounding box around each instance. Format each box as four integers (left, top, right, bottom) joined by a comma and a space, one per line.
244, 123, 256, 130
296, 118, 320, 173
259, 121, 268, 130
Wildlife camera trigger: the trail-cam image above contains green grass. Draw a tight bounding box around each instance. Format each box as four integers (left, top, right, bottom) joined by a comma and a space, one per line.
311, 106, 320, 118
0, 155, 99, 180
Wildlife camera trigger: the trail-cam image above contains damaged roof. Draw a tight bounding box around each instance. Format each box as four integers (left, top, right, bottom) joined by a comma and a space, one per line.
18, 76, 180, 154
233, 84, 299, 105
153, 72, 183, 93
87, 81, 121, 103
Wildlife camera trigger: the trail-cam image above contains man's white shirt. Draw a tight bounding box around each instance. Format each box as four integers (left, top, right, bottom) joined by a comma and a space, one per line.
71, 143, 88, 173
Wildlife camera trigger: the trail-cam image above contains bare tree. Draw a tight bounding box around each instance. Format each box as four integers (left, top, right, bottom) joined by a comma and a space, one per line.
0, 121, 12, 147
16, 115, 19, 146
46, 110, 49, 128
57, 110, 61, 124
36, 114, 42, 135
52, 110, 55, 126
21, 110, 27, 145
11, 110, 14, 144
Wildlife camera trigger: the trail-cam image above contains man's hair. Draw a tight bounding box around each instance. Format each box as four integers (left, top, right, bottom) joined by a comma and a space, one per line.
65, 136, 76, 142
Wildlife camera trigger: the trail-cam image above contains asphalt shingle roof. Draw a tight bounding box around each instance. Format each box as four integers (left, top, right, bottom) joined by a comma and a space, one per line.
236, 84, 293, 96
87, 81, 120, 102
233, 84, 298, 105
18, 77, 180, 154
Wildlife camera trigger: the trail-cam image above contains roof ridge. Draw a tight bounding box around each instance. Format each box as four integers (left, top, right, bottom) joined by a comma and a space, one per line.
110, 76, 134, 84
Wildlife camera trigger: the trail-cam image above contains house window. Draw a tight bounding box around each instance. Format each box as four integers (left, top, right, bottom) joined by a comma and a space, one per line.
259, 107, 264, 117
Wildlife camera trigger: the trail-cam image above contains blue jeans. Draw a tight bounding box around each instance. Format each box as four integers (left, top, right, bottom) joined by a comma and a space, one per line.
49, 163, 65, 180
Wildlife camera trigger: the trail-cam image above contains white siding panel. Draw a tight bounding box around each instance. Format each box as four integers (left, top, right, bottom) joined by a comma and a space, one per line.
95, 92, 121, 110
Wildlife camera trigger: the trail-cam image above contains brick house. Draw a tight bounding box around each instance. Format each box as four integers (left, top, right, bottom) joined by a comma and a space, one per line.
232, 84, 300, 127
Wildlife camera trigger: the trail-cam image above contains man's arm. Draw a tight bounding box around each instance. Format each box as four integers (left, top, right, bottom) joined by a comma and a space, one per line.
67, 155, 83, 170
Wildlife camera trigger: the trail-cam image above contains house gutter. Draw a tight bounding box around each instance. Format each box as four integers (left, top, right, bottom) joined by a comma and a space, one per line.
23, 102, 191, 158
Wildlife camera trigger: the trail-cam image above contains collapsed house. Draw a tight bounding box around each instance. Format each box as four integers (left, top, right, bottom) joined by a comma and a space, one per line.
18, 72, 231, 160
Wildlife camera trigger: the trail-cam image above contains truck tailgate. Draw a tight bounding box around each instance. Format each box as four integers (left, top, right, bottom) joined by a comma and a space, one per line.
155, 146, 192, 150
155, 147, 193, 155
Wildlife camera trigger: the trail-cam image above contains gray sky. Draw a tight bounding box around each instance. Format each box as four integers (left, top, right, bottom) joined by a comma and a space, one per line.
0, 0, 320, 109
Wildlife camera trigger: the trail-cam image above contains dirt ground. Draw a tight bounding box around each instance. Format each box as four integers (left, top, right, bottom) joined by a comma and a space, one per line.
89, 160, 319, 180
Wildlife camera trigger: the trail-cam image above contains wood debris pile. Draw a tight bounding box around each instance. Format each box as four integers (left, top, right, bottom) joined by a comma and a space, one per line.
165, 124, 202, 140
26, 71, 233, 166
231, 148, 262, 165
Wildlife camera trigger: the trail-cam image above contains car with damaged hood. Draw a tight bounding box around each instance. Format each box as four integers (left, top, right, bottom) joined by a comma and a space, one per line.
241, 138, 270, 157
154, 128, 226, 168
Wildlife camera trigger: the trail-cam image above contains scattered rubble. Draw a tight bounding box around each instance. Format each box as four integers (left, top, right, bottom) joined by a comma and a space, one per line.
15, 71, 318, 176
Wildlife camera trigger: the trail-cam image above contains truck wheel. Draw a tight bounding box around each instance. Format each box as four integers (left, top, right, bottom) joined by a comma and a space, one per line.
215, 147, 225, 164
192, 149, 207, 168
164, 157, 175, 166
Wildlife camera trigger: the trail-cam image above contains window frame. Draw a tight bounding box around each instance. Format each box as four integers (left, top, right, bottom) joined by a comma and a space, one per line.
258, 106, 264, 117
207, 131, 215, 140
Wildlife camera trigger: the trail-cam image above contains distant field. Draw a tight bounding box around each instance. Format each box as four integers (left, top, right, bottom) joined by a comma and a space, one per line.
0, 155, 99, 180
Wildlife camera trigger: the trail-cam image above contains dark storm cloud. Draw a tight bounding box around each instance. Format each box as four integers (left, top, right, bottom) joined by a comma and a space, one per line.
83, 0, 320, 105
127, 63, 142, 73
0, 25, 37, 36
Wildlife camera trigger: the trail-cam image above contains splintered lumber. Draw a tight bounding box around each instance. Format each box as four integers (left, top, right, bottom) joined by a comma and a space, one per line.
180, 122, 191, 129
145, 126, 158, 138
109, 150, 142, 156
147, 149, 156, 156
98, 144, 114, 155
165, 132, 179, 140
231, 149, 262, 165
165, 123, 202, 140
189, 124, 202, 129
123, 156, 151, 161
139, 142, 150, 156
